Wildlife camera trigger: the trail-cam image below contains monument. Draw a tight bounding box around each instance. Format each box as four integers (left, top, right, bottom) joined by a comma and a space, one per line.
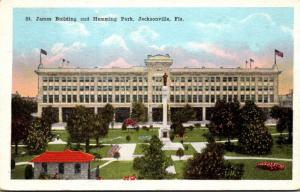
159, 73, 183, 150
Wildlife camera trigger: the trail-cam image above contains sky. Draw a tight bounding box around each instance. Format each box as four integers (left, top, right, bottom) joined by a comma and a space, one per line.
13, 8, 294, 97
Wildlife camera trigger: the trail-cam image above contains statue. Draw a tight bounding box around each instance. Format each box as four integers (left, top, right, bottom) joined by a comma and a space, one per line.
163, 73, 168, 86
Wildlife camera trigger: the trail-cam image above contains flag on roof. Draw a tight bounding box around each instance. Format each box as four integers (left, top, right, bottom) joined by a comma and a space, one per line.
275, 49, 283, 57
40, 49, 47, 55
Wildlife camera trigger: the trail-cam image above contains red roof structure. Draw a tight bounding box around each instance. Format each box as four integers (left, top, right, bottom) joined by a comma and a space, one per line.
31, 149, 94, 163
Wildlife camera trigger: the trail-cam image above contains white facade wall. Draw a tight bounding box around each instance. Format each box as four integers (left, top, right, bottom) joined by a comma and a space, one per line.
35, 54, 281, 122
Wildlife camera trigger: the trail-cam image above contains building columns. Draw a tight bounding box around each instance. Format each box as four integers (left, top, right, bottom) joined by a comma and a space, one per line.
94, 107, 98, 114
59, 107, 63, 122
202, 107, 206, 121
37, 105, 42, 118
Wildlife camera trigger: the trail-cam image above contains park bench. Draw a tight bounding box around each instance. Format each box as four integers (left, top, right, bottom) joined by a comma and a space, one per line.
107, 145, 121, 157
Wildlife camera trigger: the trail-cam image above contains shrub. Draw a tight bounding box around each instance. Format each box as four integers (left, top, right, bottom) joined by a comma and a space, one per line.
142, 125, 148, 130
135, 125, 140, 132
126, 135, 131, 142
25, 164, 34, 179
38, 172, 50, 179
93, 153, 102, 160
176, 148, 184, 159
150, 125, 153, 129
11, 159, 15, 170
238, 124, 273, 155
96, 165, 100, 177
224, 162, 244, 179
170, 134, 175, 141
224, 141, 235, 152
188, 125, 194, 131
184, 144, 189, 151
113, 151, 120, 160
122, 123, 127, 131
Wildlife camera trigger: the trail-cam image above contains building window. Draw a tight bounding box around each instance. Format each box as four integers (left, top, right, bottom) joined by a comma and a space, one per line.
115, 95, 120, 102
62, 86, 66, 91
42, 163, 47, 173
55, 77, 59, 82
54, 95, 59, 103
80, 95, 84, 103
62, 95, 66, 103
108, 95, 112, 102
188, 95, 192, 102
98, 77, 102, 82
121, 95, 125, 103
42, 77, 48, 82
55, 86, 59, 91
97, 95, 102, 102
85, 77, 90, 82
126, 95, 130, 103
198, 95, 203, 102
67, 86, 72, 91
187, 77, 192, 82
91, 95, 95, 102
67, 77, 72, 82
59, 163, 64, 174
175, 95, 180, 103
73, 95, 77, 103
205, 95, 209, 103
170, 95, 174, 102
43, 86, 47, 91
49, 77, 53, 82
103, 95, 107, 102
43, 95, 47, 103
193, 95, 197, 103
216, 77, 220, 82
74, 163, 81, 174
85, 95, 89, 103
49, 95, 53, 103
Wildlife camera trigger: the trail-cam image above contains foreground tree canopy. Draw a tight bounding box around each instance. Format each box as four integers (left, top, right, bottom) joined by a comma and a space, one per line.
238, 101, 273, 155
133, 135, 172, 179
131, 102, 148, 123
11, 93, 37, 154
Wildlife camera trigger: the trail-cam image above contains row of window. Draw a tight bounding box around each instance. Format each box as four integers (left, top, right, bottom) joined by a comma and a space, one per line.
43, 86, 148, 92
42, 76, 275, 83
43, 85, 275, 92
43, 94, 275, 103
169, 94, 275, 103
43, 94, 148, 103
170, 76, 274, 83
41, 163, 81, 174
42, 76, 148, 83
170, 86, 274, 92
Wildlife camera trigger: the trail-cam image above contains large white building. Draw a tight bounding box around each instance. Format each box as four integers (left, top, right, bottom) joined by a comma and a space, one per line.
35, 54, 280, 123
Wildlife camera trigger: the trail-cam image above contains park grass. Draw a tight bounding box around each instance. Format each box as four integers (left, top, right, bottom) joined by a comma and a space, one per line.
93, 128, 158, 144
90, 160, 109, 169
89, 145, 112, 158
164, 144, 197, 156
227, 159, 292, 180
173, 128, 209, 142
11, 164, 26, 179
225, 136, 292, 159
133, 143, 148, 155
173, 160, 186, 179
99, 161, 137, 179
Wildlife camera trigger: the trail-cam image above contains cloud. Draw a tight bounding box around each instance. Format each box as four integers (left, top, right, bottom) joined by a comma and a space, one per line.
130, 26, 159, 44
148, 44, 166, 51
240, 13, 275, 25
57, 21, 89, 36
102, 57, 133, 68
102, 34, 129, 51
187, 42, 238, 61
280, 25, 293, 37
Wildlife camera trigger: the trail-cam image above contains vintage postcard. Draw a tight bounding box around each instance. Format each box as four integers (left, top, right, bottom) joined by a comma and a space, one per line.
0, 0, 299, 190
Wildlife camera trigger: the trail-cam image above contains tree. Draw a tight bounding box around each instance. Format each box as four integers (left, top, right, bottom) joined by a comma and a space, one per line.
101, 104, 115, 126
41, 106, 59, 141
11, 93, 36, 154
183, 141, 244, 179
131, 102, 148, 122
181, 104, 196, 122
238, 101, 273, 155
170, 110, 186, 141
11, 159, 15, 170
176, 148, 184, 160
133, 135, 172, 179
25, 118, 49, 154
126, 135, 131, 142
24, 164, 34, 179
271, 106, 293, 143
66, 106, 94, 152
92, 114, 109, 146
208, 100, 240, 142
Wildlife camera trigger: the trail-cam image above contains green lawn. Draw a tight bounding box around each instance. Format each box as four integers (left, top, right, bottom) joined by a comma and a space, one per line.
89, 145, 112, 158
11, 165, 27, 179
99, 161, 138, 179
173, 128, 209, 142
133, 143, 148, 155
267, 126, 288, 134
164, 144, 197, 156
173, 161, 186, 179
93, 128, 159, 144
90, 160, 109, 169
225, 136, 292, 159
227, 159, 292, 180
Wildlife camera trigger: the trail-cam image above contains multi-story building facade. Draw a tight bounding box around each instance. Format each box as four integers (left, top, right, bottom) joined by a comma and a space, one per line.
35, 54, 281, 123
